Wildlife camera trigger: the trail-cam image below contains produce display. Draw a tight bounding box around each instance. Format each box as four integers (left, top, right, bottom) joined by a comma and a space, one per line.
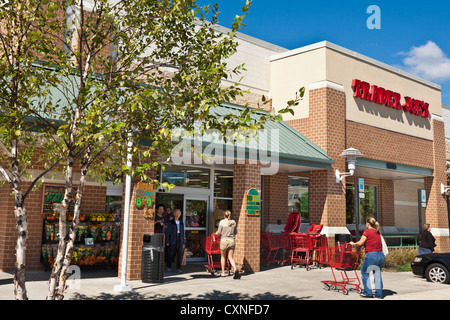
41, 213, 121, 269
41, 243, 120, 267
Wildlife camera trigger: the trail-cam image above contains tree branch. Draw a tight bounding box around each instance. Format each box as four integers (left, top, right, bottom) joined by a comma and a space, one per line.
22, 157, 62, 201
0, 165, 13, 187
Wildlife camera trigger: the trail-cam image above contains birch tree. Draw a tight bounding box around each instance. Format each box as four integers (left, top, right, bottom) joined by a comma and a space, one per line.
35, 0, 300, 300
0, 0, 66, 300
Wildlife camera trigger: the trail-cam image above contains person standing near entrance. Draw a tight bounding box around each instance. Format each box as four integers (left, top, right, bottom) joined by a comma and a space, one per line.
215, 210, 240, 279
418, 223, 436, 255
166, 207, 174, 223
154, 204, 167, 234
350, 217, 385, 299
166, 208, 185, 273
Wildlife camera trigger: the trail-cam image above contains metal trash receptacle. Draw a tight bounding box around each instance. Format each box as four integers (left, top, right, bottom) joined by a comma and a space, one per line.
335, 233, 352, 244
141, 233, 165, 283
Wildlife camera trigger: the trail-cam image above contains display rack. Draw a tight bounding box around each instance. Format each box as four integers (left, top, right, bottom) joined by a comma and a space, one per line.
41, 213, 121, 270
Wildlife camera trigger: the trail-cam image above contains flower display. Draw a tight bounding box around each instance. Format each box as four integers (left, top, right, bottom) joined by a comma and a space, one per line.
42, 212, 121, 268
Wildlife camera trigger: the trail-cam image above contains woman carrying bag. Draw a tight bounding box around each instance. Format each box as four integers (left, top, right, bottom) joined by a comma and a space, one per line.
350, 217, 385, 299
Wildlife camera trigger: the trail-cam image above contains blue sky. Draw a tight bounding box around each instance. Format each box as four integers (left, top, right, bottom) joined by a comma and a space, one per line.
196, 0, 450, 106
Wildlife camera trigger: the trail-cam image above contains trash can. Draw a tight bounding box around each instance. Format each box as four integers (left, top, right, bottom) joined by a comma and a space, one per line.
141, 233, 165, 283
335, 233, 352, 244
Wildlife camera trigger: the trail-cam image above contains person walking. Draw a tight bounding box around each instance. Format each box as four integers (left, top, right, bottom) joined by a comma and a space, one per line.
418, 223, 436, 255
165, 209, 185, 273
350, 217, 385, 299
215, 210, 240, 279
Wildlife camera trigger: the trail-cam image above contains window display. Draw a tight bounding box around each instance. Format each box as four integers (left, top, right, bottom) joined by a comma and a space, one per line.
40, 184, 121, 269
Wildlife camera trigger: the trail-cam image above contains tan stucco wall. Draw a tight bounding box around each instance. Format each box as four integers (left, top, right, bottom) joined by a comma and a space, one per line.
394, 179, 424, 228
270, 42, 442, 141
270, 46, 327, 120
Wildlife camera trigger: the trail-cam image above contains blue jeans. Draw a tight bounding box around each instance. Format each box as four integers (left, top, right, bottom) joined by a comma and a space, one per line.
418, 247, 432, 255
361, 251, 385, 298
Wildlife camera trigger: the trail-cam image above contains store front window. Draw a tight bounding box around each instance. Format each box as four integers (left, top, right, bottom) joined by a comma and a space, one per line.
106, 195, 122, 215
156, 168, 234, 261
288, 177, 309, 223
212, 170, 233, 233
346, 183, 378, 224
185, 198, 208, 259
159, 165, 210, 188
214, 170, 233, 198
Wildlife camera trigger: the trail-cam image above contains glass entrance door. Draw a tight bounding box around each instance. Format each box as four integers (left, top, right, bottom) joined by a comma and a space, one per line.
184, 197, 208, 261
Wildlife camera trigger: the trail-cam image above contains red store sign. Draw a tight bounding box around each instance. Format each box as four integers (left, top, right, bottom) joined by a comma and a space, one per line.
351, 79, 430, 119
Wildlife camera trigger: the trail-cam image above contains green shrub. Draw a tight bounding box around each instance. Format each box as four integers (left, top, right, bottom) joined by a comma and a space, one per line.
358, 247, 418, 271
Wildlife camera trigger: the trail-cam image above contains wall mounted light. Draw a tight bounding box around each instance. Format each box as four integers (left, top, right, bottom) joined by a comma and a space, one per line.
335, 148, 364, 183
440, 168, 450, 194
440, 183, 450, 195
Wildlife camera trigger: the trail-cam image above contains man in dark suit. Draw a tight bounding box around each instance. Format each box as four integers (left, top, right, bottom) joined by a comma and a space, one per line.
165, 208, 185, 273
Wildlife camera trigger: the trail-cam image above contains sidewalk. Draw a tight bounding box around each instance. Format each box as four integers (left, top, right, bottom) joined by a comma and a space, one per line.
1, 263, 450, 301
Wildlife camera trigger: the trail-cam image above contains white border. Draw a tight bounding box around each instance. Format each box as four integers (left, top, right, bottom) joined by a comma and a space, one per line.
431, 228, 450, 237
309, 80, 345, 92
320, 226, 350, 237
432, 114, 445, 122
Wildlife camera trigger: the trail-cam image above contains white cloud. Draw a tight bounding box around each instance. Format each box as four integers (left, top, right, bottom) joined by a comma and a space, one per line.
398, 41, 450, 82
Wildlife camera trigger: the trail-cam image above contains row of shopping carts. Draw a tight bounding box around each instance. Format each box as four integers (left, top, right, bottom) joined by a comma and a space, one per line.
261, 230, 362, 295
260, 230, 328, 270
203, 231, 362, 295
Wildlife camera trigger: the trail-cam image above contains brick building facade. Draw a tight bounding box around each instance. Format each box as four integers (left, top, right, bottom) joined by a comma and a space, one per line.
1, 16, 449, 282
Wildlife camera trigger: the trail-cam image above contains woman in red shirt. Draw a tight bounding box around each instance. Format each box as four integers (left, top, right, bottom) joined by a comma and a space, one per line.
350, 217, 385, 299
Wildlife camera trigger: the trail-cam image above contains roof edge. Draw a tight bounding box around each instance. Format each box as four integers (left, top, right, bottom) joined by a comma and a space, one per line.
270, 40, 442, 91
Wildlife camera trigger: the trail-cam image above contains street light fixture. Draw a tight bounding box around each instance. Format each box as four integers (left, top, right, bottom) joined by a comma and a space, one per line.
335, 148, 364, 183
440, 168, 450, 194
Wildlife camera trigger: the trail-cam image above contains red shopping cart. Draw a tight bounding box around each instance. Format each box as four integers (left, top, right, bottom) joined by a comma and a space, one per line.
289, 233, 311, 269
308, 233, 328, 270
261, 232, 290, 267
321, 243, 362, 295
317, 235, 329, 267
307, 224, 323, 234
203, 233, 230, 276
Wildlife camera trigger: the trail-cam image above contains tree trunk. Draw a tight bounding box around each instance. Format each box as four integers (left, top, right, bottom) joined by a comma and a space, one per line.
11, 141, 28, 300
46, 152, 74, 300
55, 158, 89, 299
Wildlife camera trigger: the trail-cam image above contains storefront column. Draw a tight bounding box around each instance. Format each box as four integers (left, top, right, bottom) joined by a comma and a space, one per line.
289, 82, 348, 244
425, 116, 450, 252
118, 176, 156, 281
232, 159, 261, 273
263, 174, 288, 229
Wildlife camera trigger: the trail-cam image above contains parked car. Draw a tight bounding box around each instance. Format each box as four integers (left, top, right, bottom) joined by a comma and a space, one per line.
411, 252, 450, 284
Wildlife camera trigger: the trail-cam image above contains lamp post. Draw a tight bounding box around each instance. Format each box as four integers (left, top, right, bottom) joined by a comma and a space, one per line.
336, 148, 363, 240
114, 134, 133, 293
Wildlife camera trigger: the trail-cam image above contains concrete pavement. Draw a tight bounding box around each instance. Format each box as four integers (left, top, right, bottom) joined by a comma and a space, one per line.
1, 263, 449, 301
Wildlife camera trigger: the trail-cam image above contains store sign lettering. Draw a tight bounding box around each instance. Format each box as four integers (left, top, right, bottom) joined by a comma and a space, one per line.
351, 79, 430, 119
42, 184, 77, 215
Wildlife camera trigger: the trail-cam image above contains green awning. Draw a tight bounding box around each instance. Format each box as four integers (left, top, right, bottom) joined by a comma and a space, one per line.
175, 102, 334, 170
